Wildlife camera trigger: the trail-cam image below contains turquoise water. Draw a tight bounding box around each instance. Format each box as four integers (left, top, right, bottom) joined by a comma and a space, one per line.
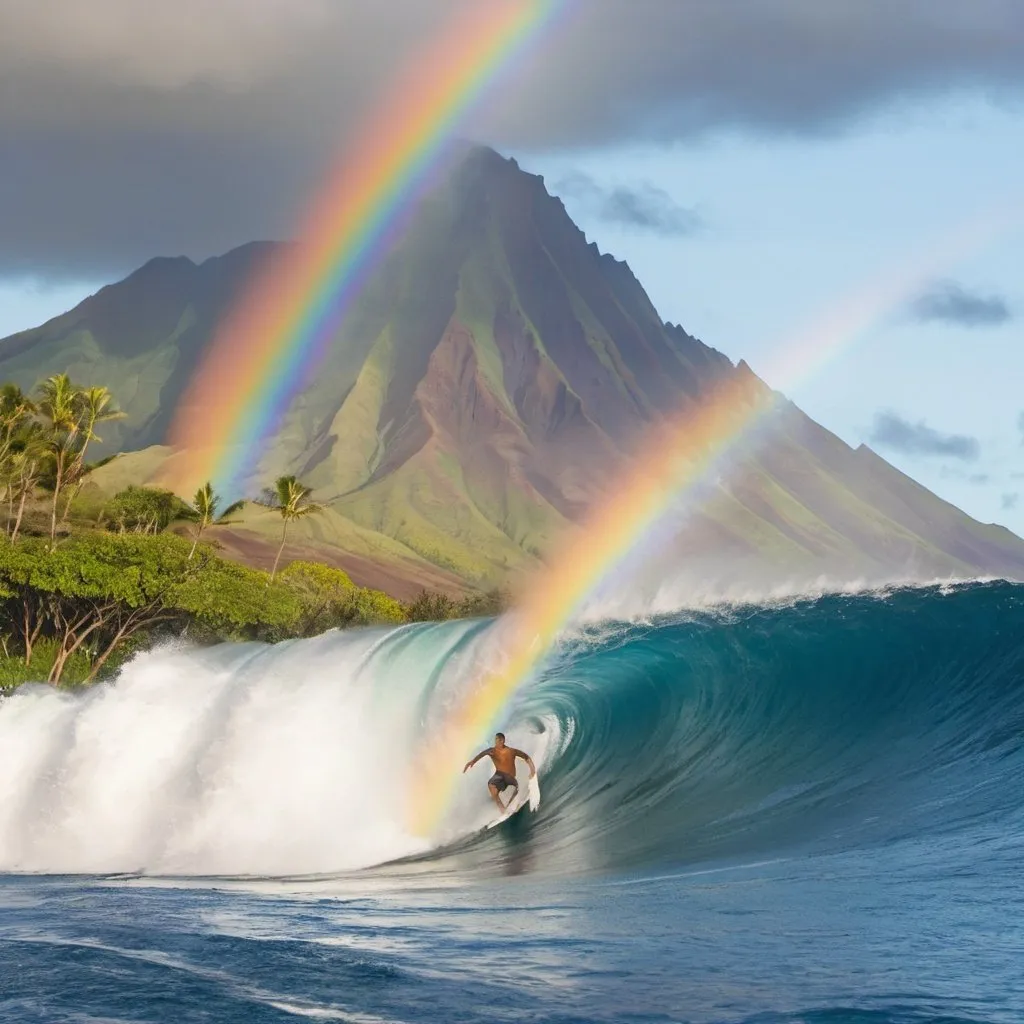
1, 582, 1023, 1022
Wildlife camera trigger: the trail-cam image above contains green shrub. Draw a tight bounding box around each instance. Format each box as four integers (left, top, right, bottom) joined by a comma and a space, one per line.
0, 532, 412, 686
404, 587, 511, 622
405, 590, 458, 622
104, 486, 187, 534
279, 561, 405, 633
457, 587, 510, 618
0, 639, 92, 691
0, 532, 298, 683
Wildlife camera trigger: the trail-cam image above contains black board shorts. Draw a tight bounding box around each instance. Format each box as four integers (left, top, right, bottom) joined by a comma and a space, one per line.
488, 770, 518, 793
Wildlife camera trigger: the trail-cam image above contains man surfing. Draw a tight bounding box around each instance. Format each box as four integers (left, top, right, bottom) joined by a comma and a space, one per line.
463, 732, 536, 814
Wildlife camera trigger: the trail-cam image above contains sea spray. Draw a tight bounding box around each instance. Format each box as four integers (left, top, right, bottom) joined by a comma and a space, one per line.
0, 622, 555, 876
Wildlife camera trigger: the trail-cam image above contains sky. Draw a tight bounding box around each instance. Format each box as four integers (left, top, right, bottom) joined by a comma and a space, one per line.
0, 0, 1022, 535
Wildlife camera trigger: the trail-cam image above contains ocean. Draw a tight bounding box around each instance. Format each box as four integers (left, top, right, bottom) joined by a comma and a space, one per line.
1, 580, 1022, 1023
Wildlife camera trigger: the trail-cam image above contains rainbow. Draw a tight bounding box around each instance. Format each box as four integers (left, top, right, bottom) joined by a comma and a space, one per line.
165, 0, 559, 497
412, 200, 1021, 835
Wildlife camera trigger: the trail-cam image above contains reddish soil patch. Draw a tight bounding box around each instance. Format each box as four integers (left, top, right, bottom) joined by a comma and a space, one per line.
207, 528, 470, 602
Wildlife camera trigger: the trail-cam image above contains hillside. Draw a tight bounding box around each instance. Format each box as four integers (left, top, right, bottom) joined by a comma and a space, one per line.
4, 146, 1024, 592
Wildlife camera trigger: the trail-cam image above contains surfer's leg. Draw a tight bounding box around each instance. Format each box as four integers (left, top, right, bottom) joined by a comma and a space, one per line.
488, 783, 506, 811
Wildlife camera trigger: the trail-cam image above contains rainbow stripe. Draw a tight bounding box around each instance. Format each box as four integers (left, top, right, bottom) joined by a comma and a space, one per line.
165, 0, 559, 496
412, 373, 776, 834
413, 201, 1021, 835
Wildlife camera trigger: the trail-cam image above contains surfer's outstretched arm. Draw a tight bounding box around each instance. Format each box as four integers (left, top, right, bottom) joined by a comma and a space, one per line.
512, 749, 536, 777
462, 748, 493, 773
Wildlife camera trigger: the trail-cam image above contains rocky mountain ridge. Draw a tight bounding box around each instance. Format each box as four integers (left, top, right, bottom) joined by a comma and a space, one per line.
3, 146, 1023, 592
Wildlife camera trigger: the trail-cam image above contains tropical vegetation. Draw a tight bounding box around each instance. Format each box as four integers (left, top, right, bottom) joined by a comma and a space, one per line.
0, 375, 507, 692
0, 533, 404, 689
179, 482, 245, 558
262, 475, 325, 581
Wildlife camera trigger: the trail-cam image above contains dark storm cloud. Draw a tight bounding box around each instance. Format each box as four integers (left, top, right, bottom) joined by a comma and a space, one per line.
869, 412, 980, 461
555, 172, 701, 236
909, 280, 1013, 327
3, 0, 1024, 276
0, 128, 326, 279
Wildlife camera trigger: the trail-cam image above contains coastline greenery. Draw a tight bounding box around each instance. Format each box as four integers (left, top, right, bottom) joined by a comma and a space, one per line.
0, 533, 405, 689
0, 376, 505, 692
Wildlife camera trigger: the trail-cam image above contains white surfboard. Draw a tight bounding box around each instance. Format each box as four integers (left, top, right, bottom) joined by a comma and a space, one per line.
527, 774, 541, 812
485, 775, 541, 829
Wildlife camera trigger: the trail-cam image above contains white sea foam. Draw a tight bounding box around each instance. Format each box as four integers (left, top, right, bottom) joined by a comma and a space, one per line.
570, 568, 1009, 624
0, 623, 556, 876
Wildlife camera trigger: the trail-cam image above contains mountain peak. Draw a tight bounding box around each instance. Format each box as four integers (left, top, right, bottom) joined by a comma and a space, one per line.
2, 150, 1022, 590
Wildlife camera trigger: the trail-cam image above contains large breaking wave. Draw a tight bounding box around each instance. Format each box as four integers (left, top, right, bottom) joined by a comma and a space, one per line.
1, 580, 1022, 878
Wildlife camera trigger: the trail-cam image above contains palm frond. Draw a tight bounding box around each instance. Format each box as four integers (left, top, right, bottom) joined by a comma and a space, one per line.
218, 499, 247, 520
289, 502, 324, 519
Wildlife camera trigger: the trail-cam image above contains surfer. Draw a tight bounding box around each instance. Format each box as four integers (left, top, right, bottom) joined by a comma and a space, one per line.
463, 732, 536, 813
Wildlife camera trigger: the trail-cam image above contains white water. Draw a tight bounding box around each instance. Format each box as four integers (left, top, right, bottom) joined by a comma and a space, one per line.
572, 565, 1002, 624
0, 622, 559, 877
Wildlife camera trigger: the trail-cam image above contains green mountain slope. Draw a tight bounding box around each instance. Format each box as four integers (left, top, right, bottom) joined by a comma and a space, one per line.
0, 243, 275, 457
4, 146, 1024, 591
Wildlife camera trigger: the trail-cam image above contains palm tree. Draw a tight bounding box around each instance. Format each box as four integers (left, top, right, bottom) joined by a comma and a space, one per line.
0, 385, 37, 536
59, 384, 126, 525
6, 426, 45, 543
36, 377, 126, 540
36, 374, 81, 541
179, 482, 245, 559
0, 384, 35, 464
267, 475, 323, 582
75, 386, 125, 467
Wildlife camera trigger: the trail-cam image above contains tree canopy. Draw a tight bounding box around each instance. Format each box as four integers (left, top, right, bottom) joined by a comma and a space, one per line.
0, 533, 407, 687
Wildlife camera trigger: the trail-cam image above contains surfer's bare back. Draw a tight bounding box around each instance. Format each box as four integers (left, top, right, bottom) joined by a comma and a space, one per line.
463, 732, 536, 812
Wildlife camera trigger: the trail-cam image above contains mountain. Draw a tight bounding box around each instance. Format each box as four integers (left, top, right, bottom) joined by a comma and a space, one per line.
3, 145, 1024, 594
